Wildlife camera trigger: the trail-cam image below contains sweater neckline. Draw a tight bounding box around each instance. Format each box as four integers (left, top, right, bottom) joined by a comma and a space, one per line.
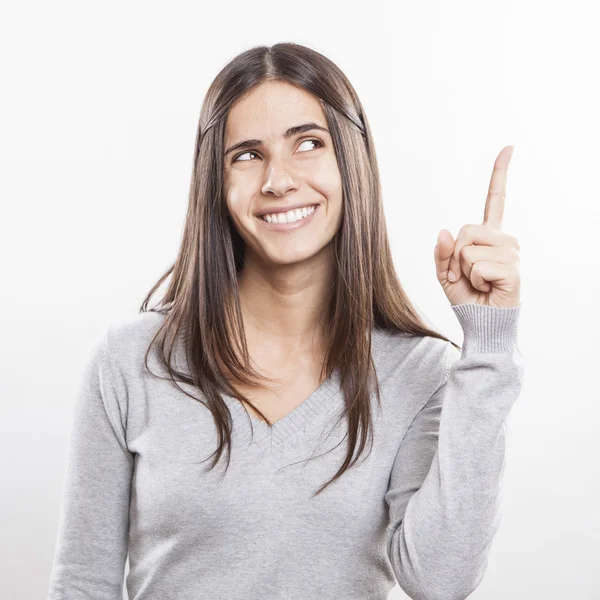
221, 366, 343, 450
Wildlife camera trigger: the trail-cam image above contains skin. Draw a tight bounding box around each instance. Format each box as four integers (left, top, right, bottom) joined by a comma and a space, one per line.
433, 145, 521, 309
222, 80, 343, 368
222, 80, 520, 383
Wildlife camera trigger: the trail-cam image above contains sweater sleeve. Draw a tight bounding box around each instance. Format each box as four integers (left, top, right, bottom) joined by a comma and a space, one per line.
47, 333, 134, 600
385, 303, 524, 600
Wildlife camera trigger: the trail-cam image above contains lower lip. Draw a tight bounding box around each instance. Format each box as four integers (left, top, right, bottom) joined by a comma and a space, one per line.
255, 204, 320, 232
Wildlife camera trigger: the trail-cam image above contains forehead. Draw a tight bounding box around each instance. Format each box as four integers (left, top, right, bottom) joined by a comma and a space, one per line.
224, 81, 326, 141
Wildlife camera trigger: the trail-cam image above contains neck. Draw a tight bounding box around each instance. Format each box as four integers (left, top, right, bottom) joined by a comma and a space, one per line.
236, 248, 334, 359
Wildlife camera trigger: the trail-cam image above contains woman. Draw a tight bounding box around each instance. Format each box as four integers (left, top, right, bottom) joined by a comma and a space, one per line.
47, 42, 523, 600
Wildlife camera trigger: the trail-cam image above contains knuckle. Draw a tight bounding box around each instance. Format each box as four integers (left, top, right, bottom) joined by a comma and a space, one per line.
503, 233, 520, 249
460, 223, 475, 237
501, 246, 518, 261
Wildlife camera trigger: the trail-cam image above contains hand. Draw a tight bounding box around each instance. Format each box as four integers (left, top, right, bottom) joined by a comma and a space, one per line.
433, 145, 521, 309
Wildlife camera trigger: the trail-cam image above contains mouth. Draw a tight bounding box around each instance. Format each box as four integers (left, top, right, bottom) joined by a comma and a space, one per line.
255, 204, 320, 232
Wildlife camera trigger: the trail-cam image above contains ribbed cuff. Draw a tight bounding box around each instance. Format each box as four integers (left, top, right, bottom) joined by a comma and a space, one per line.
451, 303, 521, 354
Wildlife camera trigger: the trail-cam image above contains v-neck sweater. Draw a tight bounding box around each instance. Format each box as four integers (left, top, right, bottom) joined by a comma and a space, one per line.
47, 303, 523, 600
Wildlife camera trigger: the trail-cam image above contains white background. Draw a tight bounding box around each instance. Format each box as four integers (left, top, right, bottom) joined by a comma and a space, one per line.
1, 1, 598, 598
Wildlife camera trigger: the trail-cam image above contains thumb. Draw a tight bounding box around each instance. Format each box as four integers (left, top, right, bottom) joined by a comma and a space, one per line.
434, 229, 456, 282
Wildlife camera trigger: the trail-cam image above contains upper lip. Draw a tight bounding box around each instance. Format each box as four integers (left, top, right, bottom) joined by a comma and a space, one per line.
254, 202, 319, 217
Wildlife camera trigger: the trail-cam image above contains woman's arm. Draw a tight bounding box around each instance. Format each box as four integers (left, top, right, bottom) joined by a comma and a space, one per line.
386, 303, 523, 600
47, 333, 134, 600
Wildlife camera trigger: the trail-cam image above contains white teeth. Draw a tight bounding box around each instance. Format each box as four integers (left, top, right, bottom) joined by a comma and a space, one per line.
263, 205, 316, 223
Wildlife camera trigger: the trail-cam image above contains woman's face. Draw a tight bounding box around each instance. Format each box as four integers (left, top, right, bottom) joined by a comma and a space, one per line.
223, 80, 343, 268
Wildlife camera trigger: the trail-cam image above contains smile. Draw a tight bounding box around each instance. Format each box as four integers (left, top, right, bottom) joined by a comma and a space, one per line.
256, 204, 320, 232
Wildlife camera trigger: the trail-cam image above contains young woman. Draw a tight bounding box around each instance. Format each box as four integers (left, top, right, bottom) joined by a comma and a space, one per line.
47, 42, 523, 600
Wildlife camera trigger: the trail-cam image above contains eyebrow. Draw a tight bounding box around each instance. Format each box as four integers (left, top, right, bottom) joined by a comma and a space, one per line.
224, 122, 330, 157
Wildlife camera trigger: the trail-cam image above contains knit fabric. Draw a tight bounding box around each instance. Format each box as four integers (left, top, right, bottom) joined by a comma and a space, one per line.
47, 303, 523, 600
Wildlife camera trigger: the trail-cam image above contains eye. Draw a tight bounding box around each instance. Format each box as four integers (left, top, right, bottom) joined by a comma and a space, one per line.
297, 138, 324, 152
232, 150, 259, 163
231, 138, 324, 163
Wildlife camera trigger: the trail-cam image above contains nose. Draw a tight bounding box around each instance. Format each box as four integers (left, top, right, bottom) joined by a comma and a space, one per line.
260, 157, 299, 197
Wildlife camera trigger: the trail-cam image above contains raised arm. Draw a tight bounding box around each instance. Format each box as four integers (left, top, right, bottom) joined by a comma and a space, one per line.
385, 303, 523, 600
47, 333, 133, 599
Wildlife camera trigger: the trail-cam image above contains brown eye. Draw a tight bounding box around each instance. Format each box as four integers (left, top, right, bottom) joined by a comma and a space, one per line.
298, 139, 324, 152
232, 150, 259, 163
232, 138, 323, 163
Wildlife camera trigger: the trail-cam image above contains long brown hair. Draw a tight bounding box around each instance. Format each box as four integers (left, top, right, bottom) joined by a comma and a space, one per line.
139, 42, 460, 496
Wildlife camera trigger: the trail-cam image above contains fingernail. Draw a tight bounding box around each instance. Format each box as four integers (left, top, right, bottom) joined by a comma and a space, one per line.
448, 270, 457, 282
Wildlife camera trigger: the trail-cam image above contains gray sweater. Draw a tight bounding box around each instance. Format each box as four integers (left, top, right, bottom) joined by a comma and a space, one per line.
47, 303, 523, 600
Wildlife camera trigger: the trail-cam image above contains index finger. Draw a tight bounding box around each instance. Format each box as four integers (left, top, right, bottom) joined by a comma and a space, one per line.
483, 145, 514, 229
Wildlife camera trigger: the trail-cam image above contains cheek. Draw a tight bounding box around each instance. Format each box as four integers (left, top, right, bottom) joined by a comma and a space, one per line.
224, 171, 257, 211
309, 157, 342, 203
224, 182, 248, 217
322, 174, 343, 215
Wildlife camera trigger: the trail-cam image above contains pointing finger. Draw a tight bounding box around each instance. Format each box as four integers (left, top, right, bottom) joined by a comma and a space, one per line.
483, 145, 514, 230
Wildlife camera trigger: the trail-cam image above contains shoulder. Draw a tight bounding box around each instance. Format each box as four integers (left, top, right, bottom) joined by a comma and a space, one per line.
371, 326, 451, 365
105, 310, 166, 349
101, 310, 171, 379
371, 327, 455, 390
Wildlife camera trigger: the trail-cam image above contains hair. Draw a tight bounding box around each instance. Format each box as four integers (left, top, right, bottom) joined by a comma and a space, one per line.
139, 42, 460, 497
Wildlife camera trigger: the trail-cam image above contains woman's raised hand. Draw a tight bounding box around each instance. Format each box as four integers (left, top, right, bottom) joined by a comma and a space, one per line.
433, 145, 521, 308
